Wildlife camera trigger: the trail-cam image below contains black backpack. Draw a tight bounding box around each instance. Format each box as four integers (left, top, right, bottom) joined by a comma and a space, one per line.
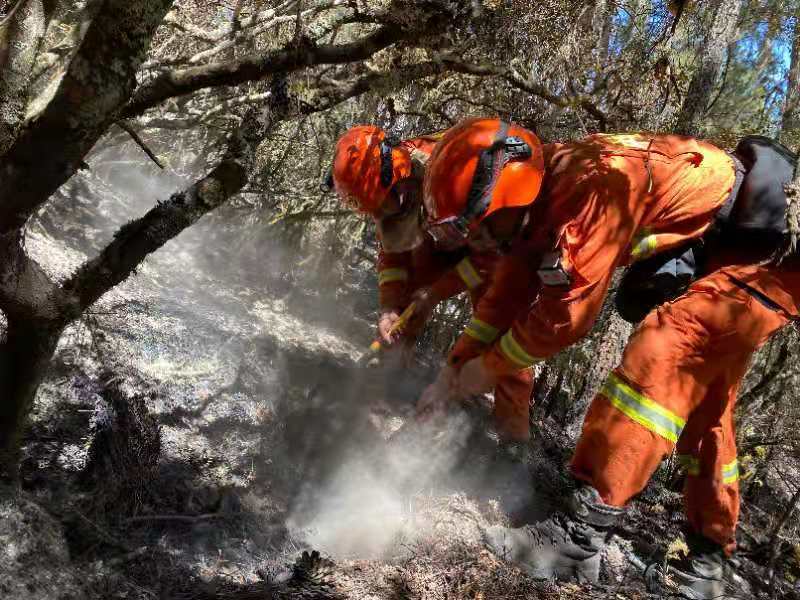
717, 135, 797, 249
615, 242, 702, 323
615, 135, 798, 323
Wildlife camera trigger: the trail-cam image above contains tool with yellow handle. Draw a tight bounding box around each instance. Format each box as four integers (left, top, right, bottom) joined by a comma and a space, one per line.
359, 302, 417, 364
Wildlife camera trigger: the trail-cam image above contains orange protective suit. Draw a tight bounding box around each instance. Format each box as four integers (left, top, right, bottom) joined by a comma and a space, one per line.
571, 260, 800, 554
377, 137, 534, 442
448, 130, 798, 552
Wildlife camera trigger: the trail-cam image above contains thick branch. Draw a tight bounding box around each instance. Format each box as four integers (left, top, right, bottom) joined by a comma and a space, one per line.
0, 0, 54, 154
0, 0, 173, 234
60, 158, 246, 318
121, 23, 422, 118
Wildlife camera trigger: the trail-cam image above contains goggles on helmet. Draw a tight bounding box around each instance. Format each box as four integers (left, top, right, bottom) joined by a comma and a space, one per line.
426, 215, 471, 250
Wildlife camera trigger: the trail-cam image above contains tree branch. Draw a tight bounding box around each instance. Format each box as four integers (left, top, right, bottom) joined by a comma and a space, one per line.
183, 1, 345, 67
59, 156, 246, 319
767, 484, 800, 587
199, 91, 272, 121
116, 120, 164, 169
0, 0, 55, 154
121, 19, 435, 118
0, 0, 174, 234
307, 61, 447, 112
60, 55, 446, 317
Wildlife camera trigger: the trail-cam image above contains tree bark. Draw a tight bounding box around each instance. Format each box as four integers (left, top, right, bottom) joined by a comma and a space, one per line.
0, 0, 51, 154
781, 11, 800, 141
674, 0, 742, 135
0, 319, 61, 477
0, 0, 174, 234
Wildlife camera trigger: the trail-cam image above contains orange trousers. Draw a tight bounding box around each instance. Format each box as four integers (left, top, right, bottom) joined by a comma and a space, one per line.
571, 262, 799, 554
493, 368, 534, 442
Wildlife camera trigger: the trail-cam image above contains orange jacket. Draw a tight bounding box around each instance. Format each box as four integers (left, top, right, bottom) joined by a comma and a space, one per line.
376, 135, 500, 311
378, 220, 502, 310
449, 133, 739, 376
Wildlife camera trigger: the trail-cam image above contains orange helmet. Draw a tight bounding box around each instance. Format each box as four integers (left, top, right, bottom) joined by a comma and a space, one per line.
423, 118, 544, 245
331, 125, 413, 215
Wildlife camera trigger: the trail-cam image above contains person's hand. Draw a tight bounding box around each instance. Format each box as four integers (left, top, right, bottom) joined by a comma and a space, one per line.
416, 365, 458, 420
448, 334, 487, 370
378, 310, 401, 345
404, 287, 439, 337
456, 356, 496, 396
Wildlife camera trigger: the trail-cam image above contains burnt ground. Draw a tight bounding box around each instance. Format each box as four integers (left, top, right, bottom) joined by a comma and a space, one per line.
3, 161, 800, 599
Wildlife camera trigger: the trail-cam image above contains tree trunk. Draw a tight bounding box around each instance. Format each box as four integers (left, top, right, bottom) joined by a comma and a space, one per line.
0, 318, 61, 477
674, 0, 742, 135
594, 0, 614, 68
0, 0, 173, 233
781, 11, 800, 141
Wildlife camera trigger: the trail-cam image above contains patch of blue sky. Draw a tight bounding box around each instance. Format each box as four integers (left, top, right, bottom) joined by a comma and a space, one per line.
607, 6, 631, 57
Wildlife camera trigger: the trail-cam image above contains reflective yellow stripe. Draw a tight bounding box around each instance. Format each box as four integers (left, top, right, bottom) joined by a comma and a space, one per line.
631, 229, 658, 261
678, 454, 700, 476
378, 268, 408, 286
601, 373, 686, 443
456, 258, 483, 290
464, 318, 499, 344
722, 459, 739, 484
499, 331, 542, 369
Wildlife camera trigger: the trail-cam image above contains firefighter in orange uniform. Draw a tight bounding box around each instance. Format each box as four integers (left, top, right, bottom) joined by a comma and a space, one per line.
330, 125, 534, 446
418, 117, 800, 598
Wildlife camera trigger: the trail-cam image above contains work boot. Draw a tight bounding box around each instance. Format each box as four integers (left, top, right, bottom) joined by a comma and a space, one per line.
645, 534, 728, 599
483, 485, 623, 582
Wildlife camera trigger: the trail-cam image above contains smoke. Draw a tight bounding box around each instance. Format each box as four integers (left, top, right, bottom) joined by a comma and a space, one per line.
281, 380, 529, 560
24, 115, 532, 567
287, 455, 410, 558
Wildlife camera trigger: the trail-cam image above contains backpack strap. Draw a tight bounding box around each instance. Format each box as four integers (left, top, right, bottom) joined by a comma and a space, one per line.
713, 152, 746, 228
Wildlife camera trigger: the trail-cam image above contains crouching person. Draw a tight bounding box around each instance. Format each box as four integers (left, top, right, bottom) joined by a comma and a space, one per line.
418, 118, 799, 597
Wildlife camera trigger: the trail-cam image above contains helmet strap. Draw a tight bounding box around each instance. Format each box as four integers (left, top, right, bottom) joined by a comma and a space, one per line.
380, 136, 401, 188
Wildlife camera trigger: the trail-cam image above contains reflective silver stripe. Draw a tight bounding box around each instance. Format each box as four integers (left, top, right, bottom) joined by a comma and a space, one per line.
464, 318, 499, 343
378, 268, 408, 286
499, 330, 541, 369
631, 229, 658, 261
601, 373, 685, 443
456, 258, 483, 289
722, 459, 739, 484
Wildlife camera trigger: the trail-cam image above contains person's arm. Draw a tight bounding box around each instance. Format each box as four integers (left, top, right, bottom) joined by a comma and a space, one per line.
448, 247, 541, 369
377, 245, 412, 311
403, 253, 495, 337
482, 265, 615, 376
480, 169, 635, 377
427, 253, 493, 302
